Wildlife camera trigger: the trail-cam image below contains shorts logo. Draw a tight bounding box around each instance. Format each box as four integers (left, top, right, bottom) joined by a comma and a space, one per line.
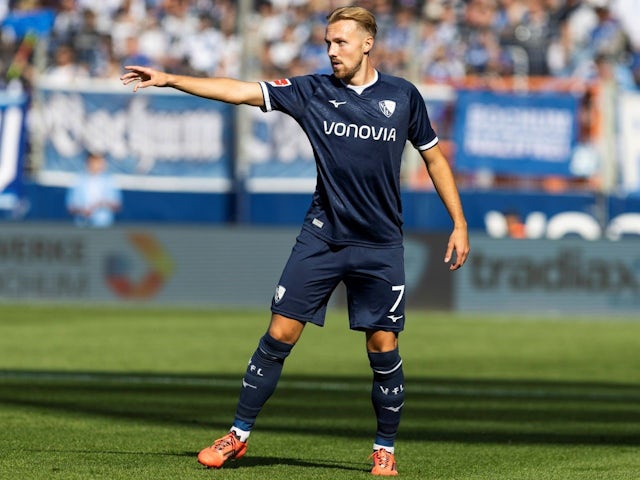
274, 285, 286, 303
312, 218, 324, 229
270, 78, 291, 87
379, 100, 396, 118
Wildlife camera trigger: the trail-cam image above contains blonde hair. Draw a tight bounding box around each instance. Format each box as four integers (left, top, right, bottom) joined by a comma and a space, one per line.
326, 6, 377, 39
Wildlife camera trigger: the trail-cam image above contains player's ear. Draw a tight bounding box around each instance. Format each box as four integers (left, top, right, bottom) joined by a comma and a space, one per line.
363, 36, 374, 55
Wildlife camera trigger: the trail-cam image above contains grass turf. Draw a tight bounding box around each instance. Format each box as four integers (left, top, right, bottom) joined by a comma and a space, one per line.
0, 305, 639, 479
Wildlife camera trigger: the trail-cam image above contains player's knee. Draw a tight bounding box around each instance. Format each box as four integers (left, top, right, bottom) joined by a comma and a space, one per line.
366, 330, 398, 353
268, 314, 305, 344
257, 331, 295, 363
368, 348, 403, 380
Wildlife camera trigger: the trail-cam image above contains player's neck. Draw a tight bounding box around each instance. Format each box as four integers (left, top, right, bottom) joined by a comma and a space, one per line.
344, 62, 376, 87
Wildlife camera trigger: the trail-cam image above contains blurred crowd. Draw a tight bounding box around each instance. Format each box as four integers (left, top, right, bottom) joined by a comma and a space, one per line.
0, 0, 639, 90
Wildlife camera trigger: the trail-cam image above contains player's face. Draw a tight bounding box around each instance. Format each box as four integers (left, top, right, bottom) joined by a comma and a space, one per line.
325, 20, 373, 82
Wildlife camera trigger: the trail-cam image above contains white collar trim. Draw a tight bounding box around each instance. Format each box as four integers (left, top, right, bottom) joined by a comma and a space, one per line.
345, 70, 379, 94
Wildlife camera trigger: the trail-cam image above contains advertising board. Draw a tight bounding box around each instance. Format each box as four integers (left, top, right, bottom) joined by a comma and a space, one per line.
455, 237, 640, 314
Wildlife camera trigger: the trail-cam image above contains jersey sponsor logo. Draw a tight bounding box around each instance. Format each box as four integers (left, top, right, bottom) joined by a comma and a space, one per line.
323, 121, 397, 142
329, 99, 347, 108
379, 100, 396, 118
274, 284, 286, 303
269, 78, 291, 87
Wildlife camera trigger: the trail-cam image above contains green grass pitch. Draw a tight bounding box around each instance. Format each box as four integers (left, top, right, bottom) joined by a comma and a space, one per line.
0, 304, 639, 479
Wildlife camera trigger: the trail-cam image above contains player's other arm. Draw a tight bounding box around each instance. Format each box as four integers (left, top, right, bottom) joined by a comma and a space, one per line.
421, 143, 470, 270
120, 65, 264, 107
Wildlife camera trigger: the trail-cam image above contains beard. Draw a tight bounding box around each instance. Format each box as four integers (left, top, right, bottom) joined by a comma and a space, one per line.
330, 52, 366, 82
331, 61, 360, 82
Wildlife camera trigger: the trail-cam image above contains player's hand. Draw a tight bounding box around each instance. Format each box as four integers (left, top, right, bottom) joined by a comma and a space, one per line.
444, 225, 470, 271
120, 65, 169, 92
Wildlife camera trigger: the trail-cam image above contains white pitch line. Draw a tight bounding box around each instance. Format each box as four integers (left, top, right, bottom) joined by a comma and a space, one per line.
1, 370, 639, 402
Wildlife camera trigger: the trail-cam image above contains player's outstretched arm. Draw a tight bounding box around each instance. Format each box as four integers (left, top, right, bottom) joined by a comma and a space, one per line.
421, 144, 470, 271
120, 65, 265, 107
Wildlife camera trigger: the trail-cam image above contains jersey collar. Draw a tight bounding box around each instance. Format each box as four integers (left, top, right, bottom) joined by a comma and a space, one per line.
344, 70, 379, 95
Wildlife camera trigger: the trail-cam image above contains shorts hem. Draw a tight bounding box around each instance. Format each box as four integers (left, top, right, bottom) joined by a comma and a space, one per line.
349, 324, 404, 333
270, 307, 321, 326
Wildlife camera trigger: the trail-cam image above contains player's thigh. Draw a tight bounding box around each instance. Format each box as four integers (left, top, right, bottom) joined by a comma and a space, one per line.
271, 229, 344, 324
344, 246, 406, 332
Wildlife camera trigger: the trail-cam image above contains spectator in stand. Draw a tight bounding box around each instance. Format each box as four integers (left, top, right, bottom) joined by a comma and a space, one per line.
136, 15, 170, 70
71, 8, 109, 76
592, 52, 636, 89
267, 23, 302, 71
424, 43, 467, 81
42, 43, 88, 83
76, 0, 124, 35
419, 0, 466, 81
552, 0, 600, 77
299, 22, 332, 74
183, 13, 223, 76
461, 0, 507, 75
51, 0, 82, 49
587, 0, 626, 60
10, 0, 633, 88
160, 0, 199, 73
503, 0, 555, 75
66, 152, 122, 227
215, 12, 241, 77
376, 6, 413, 76
120, 35, 153, 69
110, 5, 142, 62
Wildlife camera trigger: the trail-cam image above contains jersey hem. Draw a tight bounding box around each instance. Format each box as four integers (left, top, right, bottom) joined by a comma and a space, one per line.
302, 225, 403, 249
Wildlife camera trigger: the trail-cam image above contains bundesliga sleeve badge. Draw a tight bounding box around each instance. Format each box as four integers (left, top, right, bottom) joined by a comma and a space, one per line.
269, 79, 291, 87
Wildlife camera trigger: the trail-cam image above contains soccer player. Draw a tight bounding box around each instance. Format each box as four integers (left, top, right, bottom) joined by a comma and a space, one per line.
121, 6, 469, 476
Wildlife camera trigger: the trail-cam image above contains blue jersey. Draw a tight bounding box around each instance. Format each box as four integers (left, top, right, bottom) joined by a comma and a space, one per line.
259, 72, 438, 247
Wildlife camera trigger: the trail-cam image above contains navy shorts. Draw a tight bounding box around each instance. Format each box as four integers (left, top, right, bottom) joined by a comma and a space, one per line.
271, 228, 406, 332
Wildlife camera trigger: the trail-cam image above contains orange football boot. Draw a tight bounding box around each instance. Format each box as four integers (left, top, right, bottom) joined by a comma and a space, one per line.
370, 448, 398, 476
197, 432, 248, 468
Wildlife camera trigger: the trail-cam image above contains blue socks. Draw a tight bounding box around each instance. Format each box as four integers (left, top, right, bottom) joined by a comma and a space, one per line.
233, 332, 294, 433
368, 348, 405, 449
231, 333, 404, 451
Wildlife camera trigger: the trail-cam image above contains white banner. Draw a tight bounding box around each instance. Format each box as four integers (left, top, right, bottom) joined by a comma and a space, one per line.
0, 91, 28, 210
618, 91, 640, 193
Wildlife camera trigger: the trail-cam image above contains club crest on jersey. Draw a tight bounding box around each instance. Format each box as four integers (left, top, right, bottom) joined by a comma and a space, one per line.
269, 78, 291, 87
379, 100, 396, 118
274, 285, 286, 303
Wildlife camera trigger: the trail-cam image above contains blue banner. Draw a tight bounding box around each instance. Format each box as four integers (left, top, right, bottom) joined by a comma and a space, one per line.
0, 91, 28, 211
245, 108, 315, 193
33, 82, 234, 192
1, 9, 55, 39
453, 90, 579, 175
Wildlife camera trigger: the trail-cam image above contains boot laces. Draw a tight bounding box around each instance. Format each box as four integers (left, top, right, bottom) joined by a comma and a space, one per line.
371, 449, 394, 469
213, 433, 238, 452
